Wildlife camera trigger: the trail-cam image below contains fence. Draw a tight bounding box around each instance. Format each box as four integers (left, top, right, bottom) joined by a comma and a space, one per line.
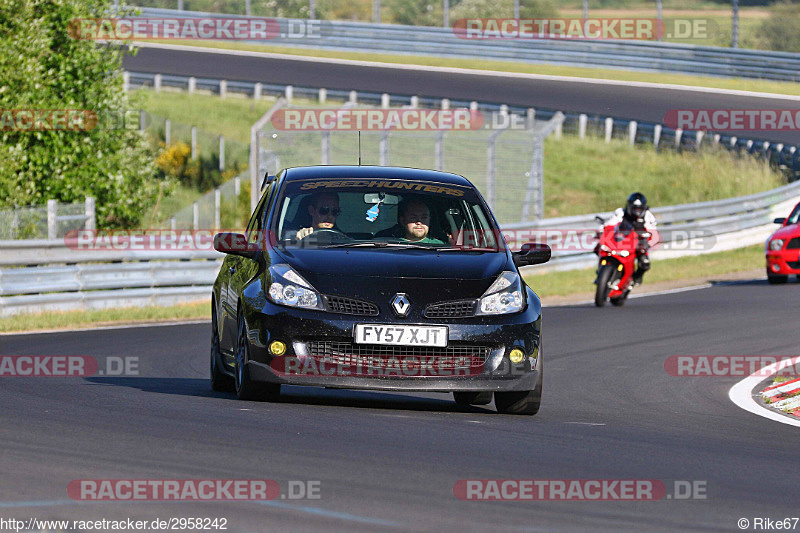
0, 198, 96, 240
131, 7, 800, 82
126, 71, 800, 195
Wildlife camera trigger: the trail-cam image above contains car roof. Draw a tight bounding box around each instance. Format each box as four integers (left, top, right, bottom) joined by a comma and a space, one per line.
282, 166, 474, 187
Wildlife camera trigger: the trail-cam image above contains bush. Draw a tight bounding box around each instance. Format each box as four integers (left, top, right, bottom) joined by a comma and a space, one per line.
756, 1, 800, 52
450, 0, 557, 20
156, 142, 245, 192
0, 0, 164, 228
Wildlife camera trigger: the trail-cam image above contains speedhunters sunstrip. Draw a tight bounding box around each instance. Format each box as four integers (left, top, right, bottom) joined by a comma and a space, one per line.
211, 166, 550, 415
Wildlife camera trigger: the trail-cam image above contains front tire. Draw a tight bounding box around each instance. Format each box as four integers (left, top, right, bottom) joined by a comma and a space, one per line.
494, 362, 543, 416
235, 311, 280, 402
768, 273, 788, 284
595, 264, 615, 307
610, 290, 629, 307
453, 391, 493, 406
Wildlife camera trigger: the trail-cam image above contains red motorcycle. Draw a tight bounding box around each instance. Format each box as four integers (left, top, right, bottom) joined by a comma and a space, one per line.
594, 218, 649, 307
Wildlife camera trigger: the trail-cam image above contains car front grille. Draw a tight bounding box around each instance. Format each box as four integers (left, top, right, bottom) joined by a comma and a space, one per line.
787, 238, 800, 250
424, 300, 477, 318
322, 295, 379, 316
304, 341, 490, 371
787, 261, 800, 269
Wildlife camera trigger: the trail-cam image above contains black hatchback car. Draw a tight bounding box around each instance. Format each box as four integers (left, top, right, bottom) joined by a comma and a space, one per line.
210, 166, 550, 415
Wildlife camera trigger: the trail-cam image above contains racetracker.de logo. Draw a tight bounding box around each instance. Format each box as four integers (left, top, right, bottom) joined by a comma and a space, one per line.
270, 356, 483, 378
664, 356, 800, 377
453, 479, 707, 501
68, 17, 281, 40
271, 109, 484, 131
453, 18, 716, 40
67, 480, 280, 501
664, 109, 800, 131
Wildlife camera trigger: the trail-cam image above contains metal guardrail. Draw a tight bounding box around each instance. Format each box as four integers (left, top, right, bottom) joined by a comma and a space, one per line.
133, 7, 800, 82
4, 178, 800, 315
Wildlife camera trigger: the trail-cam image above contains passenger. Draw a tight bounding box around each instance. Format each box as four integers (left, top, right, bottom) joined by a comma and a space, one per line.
398, 198, 444, 244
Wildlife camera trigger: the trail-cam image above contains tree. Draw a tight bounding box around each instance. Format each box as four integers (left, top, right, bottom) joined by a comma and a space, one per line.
0, 0, 164, 228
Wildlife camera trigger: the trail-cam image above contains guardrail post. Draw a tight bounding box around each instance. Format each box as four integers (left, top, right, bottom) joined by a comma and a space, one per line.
628, 120, 637, 145
675, 129, 683, 148
165, 118, 171, 145
321, 131, 330, 164
499, 104, 508, 116
470, 101, 478, 111
153, 73, 162, 92
373, 0, 380, 23
730, 136, 738, 147
219, 79, 227, 99
285, 85, 293, 103
410, 96, 419, 108
380, 132, 389, 165
349, 90, 358, 104
486, 128, 506, 210
435, 131, 444, 170
192, 202, 199, 230
555, 119, 563, 140
170, 217, 176, 231
234, 176, 241, 197
254, 83, 262, 100
47, 200, 57, 240
578, 114, 587, 139
123, 71, 129, 92
188, 77, 196, 94
443, 0, 449, 27
604, 117, 613, 143
191, 126, 197, 159
654, 124, 662, 150
318, 88, 327, 104
381, 93, 390, 109
219, 136, 225, 170
527, 108, 535, 129
139, 110, 146, 132
84, 197, 95, 230
777, 143, 784, 153
695, 130, 704, 149
713, 134, 721, 145
441, 98, 450, 110
214, 189, 221, 230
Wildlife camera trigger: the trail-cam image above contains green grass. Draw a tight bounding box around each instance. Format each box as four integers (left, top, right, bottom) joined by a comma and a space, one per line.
524, 244, 764, 298
138, 90, 784, 225
141, 36, 800, 98
0, 301, 210, 334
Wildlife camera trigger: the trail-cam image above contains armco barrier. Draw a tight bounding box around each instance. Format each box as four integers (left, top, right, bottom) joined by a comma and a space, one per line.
3, 179, 800, 315
131, 7, 800, 82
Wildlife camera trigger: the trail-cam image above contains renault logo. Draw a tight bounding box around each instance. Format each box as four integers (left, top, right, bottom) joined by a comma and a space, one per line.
391, 293, 411, 317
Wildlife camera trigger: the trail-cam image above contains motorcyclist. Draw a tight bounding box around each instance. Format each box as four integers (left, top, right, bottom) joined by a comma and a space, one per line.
604, 192, 657, 286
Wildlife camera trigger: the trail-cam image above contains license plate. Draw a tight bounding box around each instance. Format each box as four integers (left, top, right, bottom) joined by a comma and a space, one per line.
354, 324, 448, 347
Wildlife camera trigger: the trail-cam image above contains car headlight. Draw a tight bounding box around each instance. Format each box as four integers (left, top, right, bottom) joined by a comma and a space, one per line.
268, 264, 324, 310
476, 272, 524, 316
769, 239, 785, 251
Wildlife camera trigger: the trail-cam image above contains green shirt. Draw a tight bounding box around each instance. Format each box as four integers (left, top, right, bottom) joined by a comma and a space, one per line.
401, 236, 445, 244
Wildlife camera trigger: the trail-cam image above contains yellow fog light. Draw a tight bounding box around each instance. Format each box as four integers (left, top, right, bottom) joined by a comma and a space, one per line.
270, 341, 287, 356
509, 349, 525, 364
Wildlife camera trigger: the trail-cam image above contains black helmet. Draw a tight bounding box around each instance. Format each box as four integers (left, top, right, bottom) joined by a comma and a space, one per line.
626, 192, 647, 218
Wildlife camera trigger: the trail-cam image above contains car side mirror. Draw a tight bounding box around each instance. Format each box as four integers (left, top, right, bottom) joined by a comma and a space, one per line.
513, 242, 551, 267
774, 217, 786, 225
213, 232, 260, 260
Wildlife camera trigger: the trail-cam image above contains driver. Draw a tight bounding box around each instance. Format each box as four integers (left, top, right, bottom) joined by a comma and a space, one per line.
296, 192, 341, 240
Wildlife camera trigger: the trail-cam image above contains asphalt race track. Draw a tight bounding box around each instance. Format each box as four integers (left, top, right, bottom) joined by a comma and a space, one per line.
122, 45, 800, 146
1, 280, 796, 532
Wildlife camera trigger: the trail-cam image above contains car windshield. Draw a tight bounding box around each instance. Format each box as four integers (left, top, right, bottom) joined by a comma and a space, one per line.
272, 178, 504, 251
